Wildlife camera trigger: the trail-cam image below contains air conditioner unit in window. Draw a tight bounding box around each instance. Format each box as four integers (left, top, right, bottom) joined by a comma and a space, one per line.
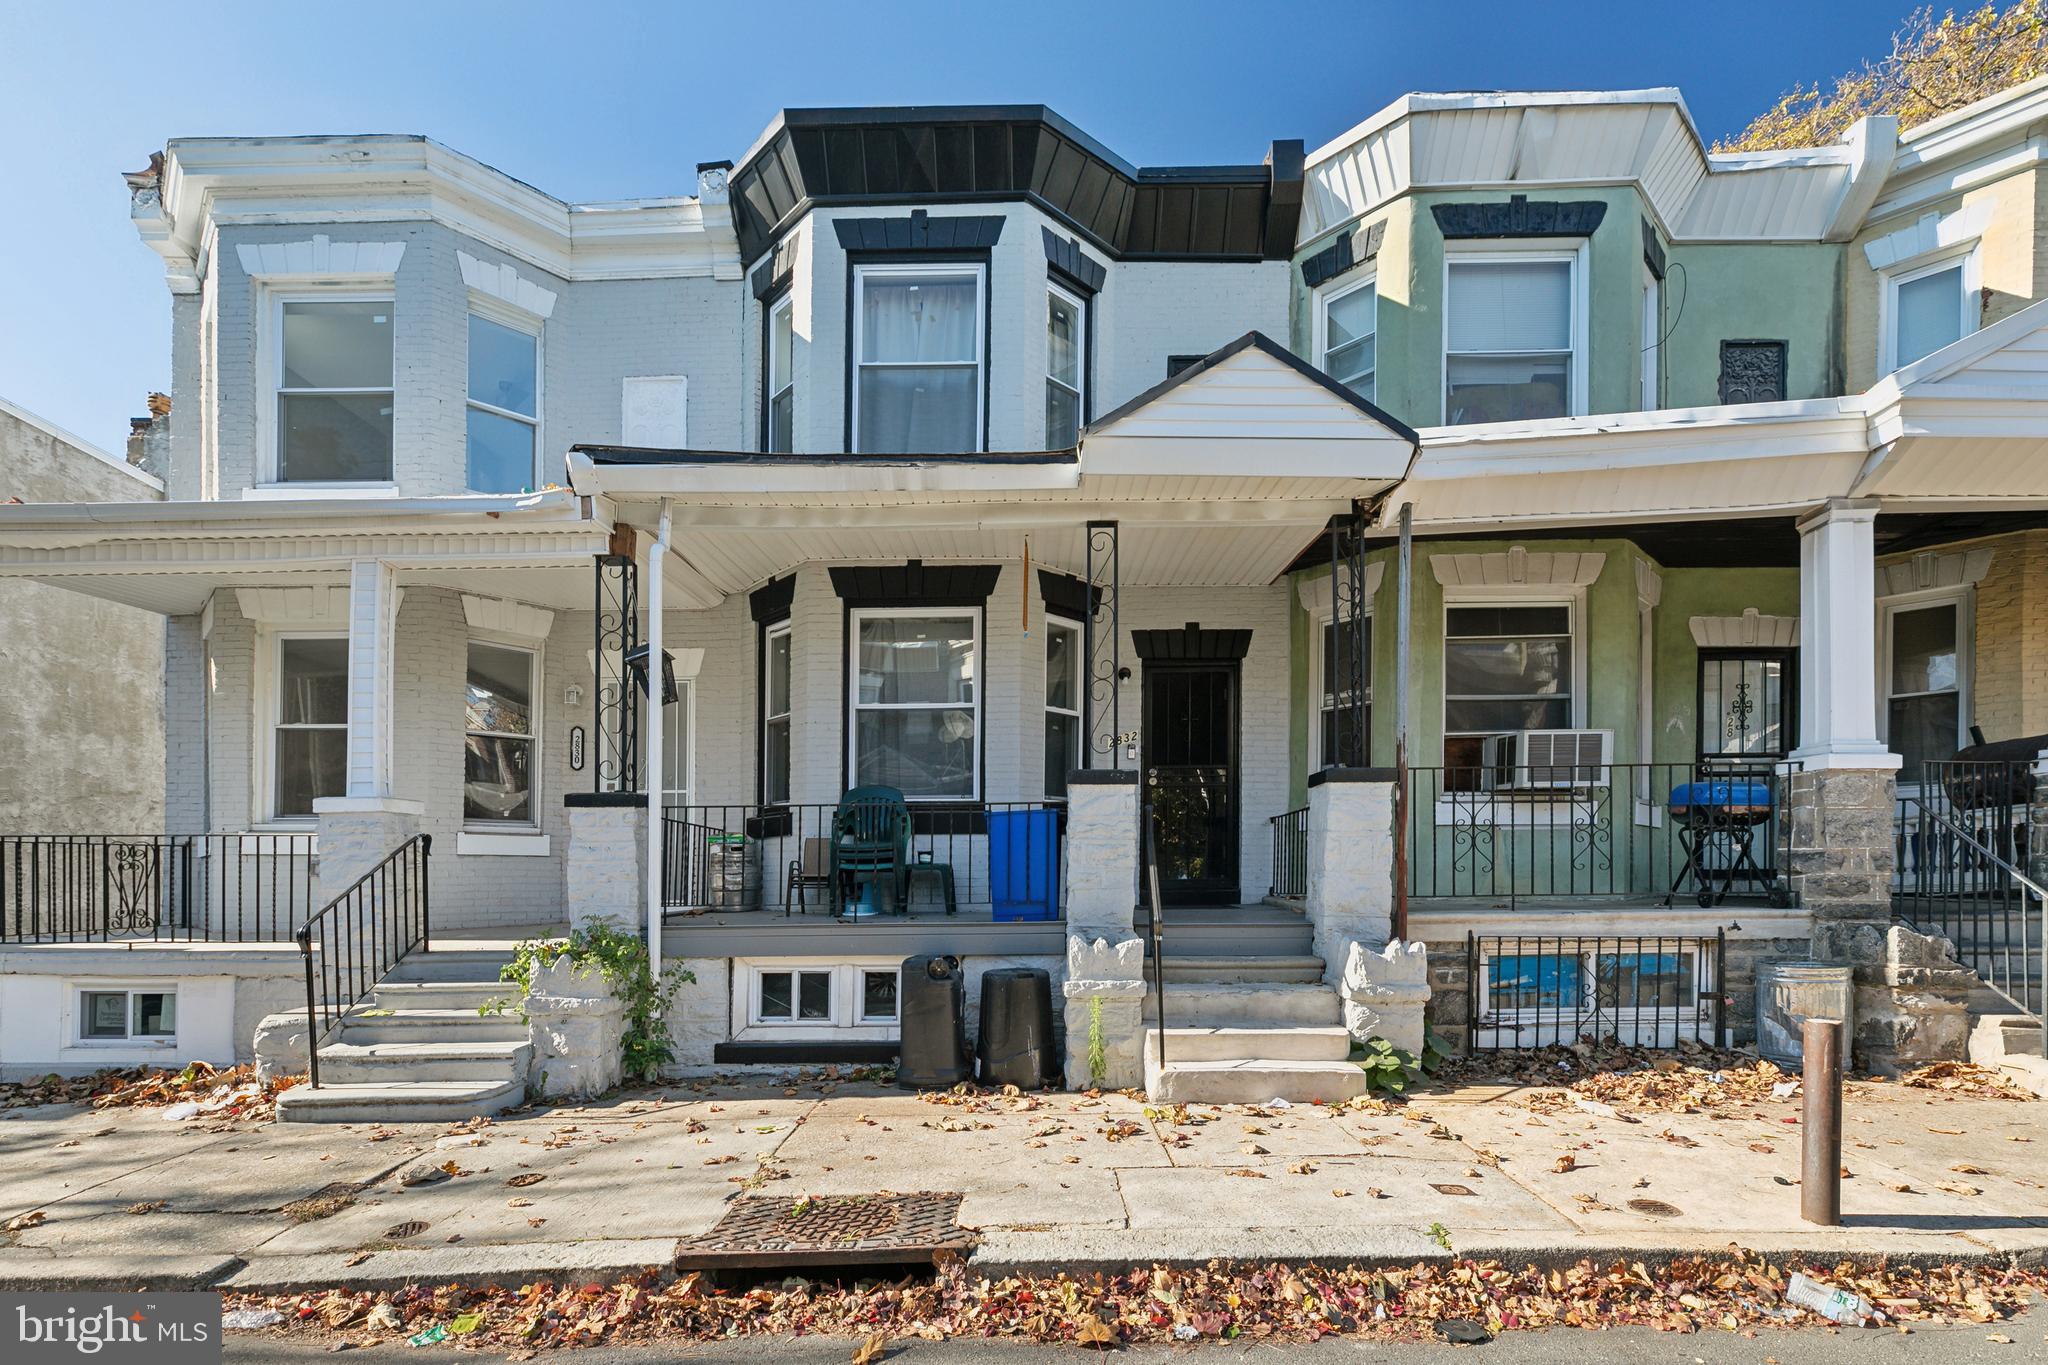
1480, 729, 1613, 789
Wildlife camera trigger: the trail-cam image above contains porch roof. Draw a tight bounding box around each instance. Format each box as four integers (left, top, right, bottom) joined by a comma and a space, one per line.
0, 489, 612, 614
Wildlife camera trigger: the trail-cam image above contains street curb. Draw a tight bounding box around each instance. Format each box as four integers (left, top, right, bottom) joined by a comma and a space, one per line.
0, 1254, 247, 1292
218, 1239, 680, 1294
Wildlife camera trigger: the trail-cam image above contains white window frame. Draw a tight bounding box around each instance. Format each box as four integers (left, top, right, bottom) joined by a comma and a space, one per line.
1044, 614, 1083, 799
1440, 589, 1588, 745
1640, 263, 1662, 412
463, 635, 542, 830
1045, 281, 1086, 448
261, 629, 350, 824
663, 676, 697, 808
1440, 242, 1590, 425
1878, 586, 1973, 791
766, 293, 795, 453
851, 262, 987, 454
1313, 272, 1378, 401
1306, 605, 1374, 770
732, 958, 903, 1040
847, 606, 982, 802
762, 621, 792, 806
1879, 246, 1981, 374
71, 983, 180, 1047
464, 301, 543, 493
266, 290, 397, 487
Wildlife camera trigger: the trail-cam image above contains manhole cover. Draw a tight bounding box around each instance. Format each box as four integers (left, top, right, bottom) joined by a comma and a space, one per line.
506, 1172, 546, 1187
675, 1192, 975, 1270
382, 1220, 430, 1240
1627, 1198, 1682, 1218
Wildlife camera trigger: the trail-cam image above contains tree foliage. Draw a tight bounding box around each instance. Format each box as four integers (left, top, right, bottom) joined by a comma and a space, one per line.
1718, 2, 2048, 151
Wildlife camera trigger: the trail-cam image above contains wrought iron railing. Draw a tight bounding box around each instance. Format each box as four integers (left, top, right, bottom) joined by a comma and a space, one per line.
1895, 759, 2034, 895
659, 802, 1065, 920
1269, 806, 1308, 900
1, 833, 316, 944
1895, 792, 2044, 1021
296, 834, 432, 1089
1465, 931, 1728, 1051
1406, 762, 1796, 909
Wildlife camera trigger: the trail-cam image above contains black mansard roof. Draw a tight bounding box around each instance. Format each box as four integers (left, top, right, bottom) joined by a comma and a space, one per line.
729, 105, 1304, 267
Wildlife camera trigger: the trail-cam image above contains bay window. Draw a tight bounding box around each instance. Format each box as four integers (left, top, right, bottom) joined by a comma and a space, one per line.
1044, 617, 1081, 798
849, 609, 978, 799
1317, 277, 1377, 399
465, 642, 537, 824
1884, 252, 1976, 372
1884, 597, 1966, 778
766, 294, 794, 452
853, 264, 984, 453
272, 636, 348, 819
762, 623, 791, 805
1444, 253, 1580, 424
276, 297, 393, 482
1045, 284, 1085, 447
1443, 603, 1574, 768
466, 312, 539, 493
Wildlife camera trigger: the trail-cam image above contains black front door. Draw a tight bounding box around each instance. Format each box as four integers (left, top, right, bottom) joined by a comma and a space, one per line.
1143, 662, 1240, 905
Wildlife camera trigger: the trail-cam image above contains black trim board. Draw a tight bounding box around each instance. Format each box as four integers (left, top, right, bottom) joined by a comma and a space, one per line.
564, 791, 644, 809
832, 212, 1006, 252
828, 562, 1001, 608
1037, 569, 1098, 620
1641, 217, 1667, 279
750, 236, 800, 300
713, 1041, 899, 1066
1300, 220, 1386, 289
1431, 196, 1608, 239
749, 574, 796, 625
1132, 623, 1253, 662
1307, 765, 1398, 787
1041, 226, 1106, 293
1066, 768, 1139, 785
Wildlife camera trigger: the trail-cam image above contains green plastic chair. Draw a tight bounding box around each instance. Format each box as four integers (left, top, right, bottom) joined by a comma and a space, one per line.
831, 785, 911, 914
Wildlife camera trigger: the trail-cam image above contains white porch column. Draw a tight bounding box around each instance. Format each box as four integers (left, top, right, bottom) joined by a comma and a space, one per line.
1790, 500, 1896, 770
344, 558, 401, 799
644, 501, 672, 982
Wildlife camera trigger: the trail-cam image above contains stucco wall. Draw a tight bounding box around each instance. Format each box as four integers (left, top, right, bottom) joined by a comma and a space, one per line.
0, 402, 165, 832
1660, 242, 1843, 406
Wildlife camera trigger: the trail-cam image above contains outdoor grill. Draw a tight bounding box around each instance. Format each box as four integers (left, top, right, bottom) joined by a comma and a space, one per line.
1664, 777, 1784, 908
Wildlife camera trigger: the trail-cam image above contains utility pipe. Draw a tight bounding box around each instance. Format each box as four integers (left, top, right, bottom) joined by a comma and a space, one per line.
644, 498, 672, 985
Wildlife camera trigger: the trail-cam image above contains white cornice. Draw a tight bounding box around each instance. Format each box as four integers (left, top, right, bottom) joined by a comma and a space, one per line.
1429, 548, 1606, 588
1862, 199, 1994, 271
236, 235, 405, 280
457, 251, 558, 319
1689, 609, 1799, 648
1296, 563, 1385, 618
1875, 547, 1994, 598
461, 593, 556, 640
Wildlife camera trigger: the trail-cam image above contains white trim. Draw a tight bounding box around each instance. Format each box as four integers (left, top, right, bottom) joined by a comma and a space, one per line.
70, 982, 181, 1048
464, 636, 543, 830
1862, 201, 1996, 272
1640, 262, 1662, 411
1440, 241, 1590, 425
1688, 610, 1801, 648
1876, 548, 1995, 598
1296, 563, 1385, 618
241, 483, 398, 500
461, 593, 555, 641
1440, 590, 1588, 745
1043, 614, 1083, 799
1429, 548, 1605, 588
1877, 587, 1972, 770
762, 620, 793, 805
235, 235, 405, 281
1878, 244, 1982, 375
1306, 603, 1375, 771
766, 293, 795, 453
456, 831, 553, 857
1045, 279, 1087, 447
1313, 271, 1378, 400
846, 605, 983, 802
259, 629, 349, 824
732, 958, 902, 1041
235, 585, 352, 628
851, 262, 987, 454
457, 250, 559, 319
663, 676, 697, 808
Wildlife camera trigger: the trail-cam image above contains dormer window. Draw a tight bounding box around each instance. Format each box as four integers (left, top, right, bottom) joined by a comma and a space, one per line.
852, 264, 985, 454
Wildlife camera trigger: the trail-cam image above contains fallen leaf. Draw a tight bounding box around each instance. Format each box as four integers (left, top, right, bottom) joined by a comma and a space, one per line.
852, 1332, 888, 1365
1935, 1180, 1983, 1197
1554, 1155, 1577, 1173
1952, 1163, 1990, 1175
4, 1211, 46, 1232
1287, 1160, 1317, 1175
1225, 1168, 1269, 1179
1331, 1188, 1351, 1198
1073, 1312, 1116, 1346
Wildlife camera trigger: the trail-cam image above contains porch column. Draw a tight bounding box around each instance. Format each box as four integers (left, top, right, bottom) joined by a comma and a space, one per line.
1304, 767, 1397, 985
1065, 770, 1139, 941
314, 560, 421, 900
1791, 501, 1892, 767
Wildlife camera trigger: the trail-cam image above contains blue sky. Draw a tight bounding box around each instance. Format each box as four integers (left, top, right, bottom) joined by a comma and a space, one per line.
1, 0, 1907, 454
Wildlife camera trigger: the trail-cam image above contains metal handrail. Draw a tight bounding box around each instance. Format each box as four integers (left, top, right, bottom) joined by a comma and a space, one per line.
1897, 793, 2045, 1024
294, 833, 433, 1088
1143, 808, 1167, 1071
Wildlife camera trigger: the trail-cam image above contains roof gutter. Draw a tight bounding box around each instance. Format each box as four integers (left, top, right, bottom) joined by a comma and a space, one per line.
0, 488, 587, 530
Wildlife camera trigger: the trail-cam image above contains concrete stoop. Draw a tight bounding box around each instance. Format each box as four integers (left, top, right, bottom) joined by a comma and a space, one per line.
1140, 976, 1370, 1104
276, 946, 530, 1124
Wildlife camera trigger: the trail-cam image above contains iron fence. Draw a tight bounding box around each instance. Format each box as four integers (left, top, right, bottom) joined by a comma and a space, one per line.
1, 833, 316, 944
297, 833, 432, 1088
1895, 759, 2034, 894
1465, 931, 1728, 1051
660, 802, 1065, 920
1406, 762, 1796, 908
1269, 807, 1308, 900
1895, 786, 2044, 1021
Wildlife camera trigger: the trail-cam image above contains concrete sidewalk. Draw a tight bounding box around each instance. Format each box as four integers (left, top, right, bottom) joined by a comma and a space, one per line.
2, 1071, 2043, 1292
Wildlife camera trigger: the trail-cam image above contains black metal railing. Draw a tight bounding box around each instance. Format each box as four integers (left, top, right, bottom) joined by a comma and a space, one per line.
659, 802, 1065, 920
1407, 762, 1796, 909
1465, 931, 1728, 1051
1269, 806, 1308, 899
1895, 792, 2045, 1021
296, 834, 432, 1089
1896, 759, 2035, 895
1, 833, 316, 944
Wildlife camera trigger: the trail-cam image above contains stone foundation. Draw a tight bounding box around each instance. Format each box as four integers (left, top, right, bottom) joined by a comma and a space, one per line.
524, 956, 626, 1099
1061, 935, 1145, 1090
1853, 926, 1974, 1076
1339, 939, 1429, 1053
1064, 773, 1139, 943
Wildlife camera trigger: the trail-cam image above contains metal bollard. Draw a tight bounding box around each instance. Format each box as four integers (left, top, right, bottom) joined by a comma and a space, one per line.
1800, 1016, 1844, 1226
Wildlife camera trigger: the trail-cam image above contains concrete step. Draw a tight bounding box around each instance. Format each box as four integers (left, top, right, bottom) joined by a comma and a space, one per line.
384, 949, 523, 984
1145, 1058, 1371, 1105
335, 1008, 531, 1045
1134, 905, 1314, 957
1145, 1025, 1352, 1064
276, 1077, 526, 1124
1148, 955, 1325, 984
1969, 1012, 2045, 1064
1142, 982, 1342, 1029
314, 1039, 534, 1085
369, 980, 510, 1011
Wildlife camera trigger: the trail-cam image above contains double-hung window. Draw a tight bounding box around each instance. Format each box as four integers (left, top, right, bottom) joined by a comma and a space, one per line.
276, 298, 393, 482
1317, 278, 1377, 399
1317, 613, 1373, 768
1045, 284, 1085, 447
766, 295, 795, 452
852, 264, 984, 453
465, 642, 537, 825
1044, 617, 1082, 798
1443, 604, 1574, 768
1884, 598, 1966, 778
1884, 252, 1977, 372
761, 623, 792, 805
466, 312, 539, 492
849, 610, 978, 800
1444, 253, 1580, 424
272, 636, 348, 819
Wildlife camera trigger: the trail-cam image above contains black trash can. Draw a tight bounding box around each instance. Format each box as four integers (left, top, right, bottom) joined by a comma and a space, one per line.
897, 954, 969, 1090
976, 966, 1056, 1089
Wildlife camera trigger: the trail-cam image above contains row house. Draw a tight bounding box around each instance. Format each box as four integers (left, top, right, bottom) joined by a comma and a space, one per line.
3, 81, 2048, 1112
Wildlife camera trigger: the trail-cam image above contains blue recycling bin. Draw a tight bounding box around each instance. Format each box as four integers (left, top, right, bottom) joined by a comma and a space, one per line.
988, 808, 1060, 922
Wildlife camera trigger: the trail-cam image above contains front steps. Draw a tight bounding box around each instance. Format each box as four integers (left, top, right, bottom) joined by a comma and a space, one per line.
276, 944, 534, 1124
1138, 903, 1369, 1104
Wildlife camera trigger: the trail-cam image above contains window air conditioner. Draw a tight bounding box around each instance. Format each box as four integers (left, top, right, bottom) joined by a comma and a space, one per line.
1480, 729, 1613, 790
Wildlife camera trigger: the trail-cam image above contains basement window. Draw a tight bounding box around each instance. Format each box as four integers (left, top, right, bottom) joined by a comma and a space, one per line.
77, 988, 177, 1043
736, 960, 903, 1040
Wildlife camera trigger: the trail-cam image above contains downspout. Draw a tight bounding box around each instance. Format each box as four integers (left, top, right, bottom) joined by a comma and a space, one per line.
644, 499, 673, 984
1393, 501, 1412, 943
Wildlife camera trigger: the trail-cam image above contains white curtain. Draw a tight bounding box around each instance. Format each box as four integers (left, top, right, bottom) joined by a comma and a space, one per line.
861, 274, 977, 363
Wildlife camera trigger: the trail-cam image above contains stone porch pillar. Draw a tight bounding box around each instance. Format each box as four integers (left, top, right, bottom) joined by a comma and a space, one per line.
1304, 767, 1398, 984
1065, 770, 1139, 941
564, 793, 647, 931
